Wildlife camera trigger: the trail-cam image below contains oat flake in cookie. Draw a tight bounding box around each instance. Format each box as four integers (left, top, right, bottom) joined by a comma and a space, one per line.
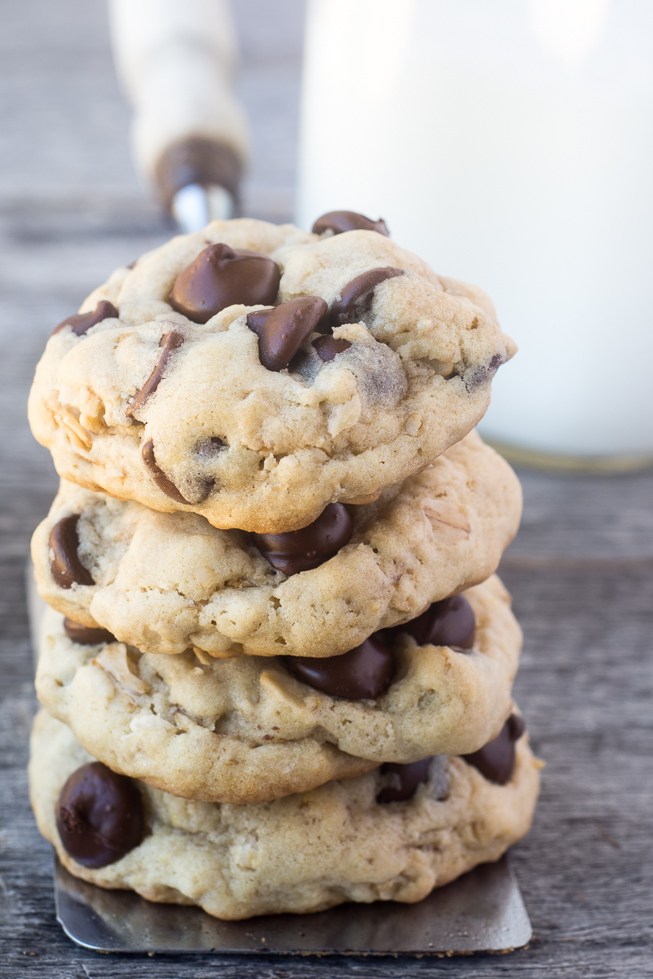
28, 217, 515, 533
29, 712, 540, 920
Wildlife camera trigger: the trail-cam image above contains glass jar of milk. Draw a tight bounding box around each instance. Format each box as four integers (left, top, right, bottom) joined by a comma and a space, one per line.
297, 0, 653, 468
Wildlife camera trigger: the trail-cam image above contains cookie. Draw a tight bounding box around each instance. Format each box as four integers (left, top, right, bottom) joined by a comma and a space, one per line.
29, 711, 540, 919
36, 576, 519, 803
28, 216, 515, 533
32, 432, 521, 659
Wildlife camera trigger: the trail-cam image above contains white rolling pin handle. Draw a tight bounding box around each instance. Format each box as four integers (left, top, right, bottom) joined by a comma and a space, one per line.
109, 0, 248, 211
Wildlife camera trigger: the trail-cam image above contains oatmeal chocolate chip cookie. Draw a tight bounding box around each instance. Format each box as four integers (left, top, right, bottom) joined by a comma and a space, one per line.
36, 576, 520, 803
32, 433, 521, 659
30, 711, 540, 919
28, 217, 515, 533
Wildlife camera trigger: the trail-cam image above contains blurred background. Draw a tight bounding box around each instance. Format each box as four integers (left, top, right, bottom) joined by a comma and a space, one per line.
1, 2, 652, 976
4, 0, 653, 477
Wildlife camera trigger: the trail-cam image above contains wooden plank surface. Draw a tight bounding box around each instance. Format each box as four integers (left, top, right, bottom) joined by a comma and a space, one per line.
1, 2, 652, 976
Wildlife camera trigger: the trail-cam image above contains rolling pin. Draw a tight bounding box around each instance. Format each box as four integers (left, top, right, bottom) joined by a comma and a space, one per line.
109, 0, 248, 230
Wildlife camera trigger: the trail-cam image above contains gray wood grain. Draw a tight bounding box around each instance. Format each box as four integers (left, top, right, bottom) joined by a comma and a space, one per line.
1, 1, 652, 976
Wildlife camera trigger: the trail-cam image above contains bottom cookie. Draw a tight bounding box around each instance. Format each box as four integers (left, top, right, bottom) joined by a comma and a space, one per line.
29, 711, 540, 921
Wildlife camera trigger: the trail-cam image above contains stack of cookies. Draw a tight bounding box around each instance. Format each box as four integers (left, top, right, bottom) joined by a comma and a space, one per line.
27, 211, 540, 920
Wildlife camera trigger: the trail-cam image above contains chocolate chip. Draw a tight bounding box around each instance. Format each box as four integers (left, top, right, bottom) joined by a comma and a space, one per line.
464, 353, 506, 390
312, 335, 352, 362
56, 762, 145, 868
330, 267, 404, 326
63, 618, 116, 646
252, 503, 352, 575
376, 758, 432, 803
169, 244, 280, 323
126, 330, 184, 417
507, 713, 526, 741
391, 594, 476, 649
462, 714, 525, 785
312, 211, 389, 237
283, 633, 395, 700
48, 515, 94, 589
141, 439, 190, 505
247, 296, 328, 371
53, 300, 119, 337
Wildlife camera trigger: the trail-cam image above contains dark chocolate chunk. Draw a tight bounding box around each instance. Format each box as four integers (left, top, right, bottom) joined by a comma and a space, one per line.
330, 267, 404, 326
462, 714, 525, 785
48, 515, 94, 590
312, 335, 352, 362
376, 758, 432, 803
126, 330, 184, 417
252, 503, 352, 575
312, 211, 390, 237
391, 594, 476, 649
141, 439, 190, 505
169, 243, 280, 323
283, 633, 394, 700
53, 300, 119, 337
63, 618, 116, 646
56, 762, 145, 868
507, 713, 526, 741
247, 296, 328, 371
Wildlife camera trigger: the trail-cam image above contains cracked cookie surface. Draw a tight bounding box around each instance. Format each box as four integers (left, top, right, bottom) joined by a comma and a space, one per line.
36, 576, 520, 803
28, 218, 515, 533
29, 711, 540, 919
32, 433, 521, 659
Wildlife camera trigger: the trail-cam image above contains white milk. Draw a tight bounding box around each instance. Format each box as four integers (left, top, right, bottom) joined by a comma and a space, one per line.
297, 0, 653, 462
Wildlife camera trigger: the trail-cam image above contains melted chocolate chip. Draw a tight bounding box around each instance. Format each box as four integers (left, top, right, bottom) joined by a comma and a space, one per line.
312, 335, 352, 362
253, 503, 352, 575
48, 515, 94, 590
377, 758, 432, 803
247, 297, 328, 371
391, 594, 476, 649
464, 352, 506, 391
330, 267, 404, 326
462, 714, 525, 785
507, 713, 526, 740
53, 300, 119, 337
141, 440, 190, 504
126, 330, 184, 417
63, 618, 116, 646
56, 762, 145, 868
169, 244, 280, 323
312, 211, 390, 237
283, 634, 395, 700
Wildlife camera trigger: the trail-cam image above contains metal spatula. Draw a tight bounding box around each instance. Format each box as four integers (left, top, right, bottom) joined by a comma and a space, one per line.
53, 853, 531, 956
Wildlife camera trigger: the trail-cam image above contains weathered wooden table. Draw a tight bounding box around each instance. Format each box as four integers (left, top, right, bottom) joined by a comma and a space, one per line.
1, 2, 651, 976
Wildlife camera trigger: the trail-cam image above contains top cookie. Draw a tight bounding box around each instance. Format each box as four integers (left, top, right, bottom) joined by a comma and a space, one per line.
28, 214, 515, 532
